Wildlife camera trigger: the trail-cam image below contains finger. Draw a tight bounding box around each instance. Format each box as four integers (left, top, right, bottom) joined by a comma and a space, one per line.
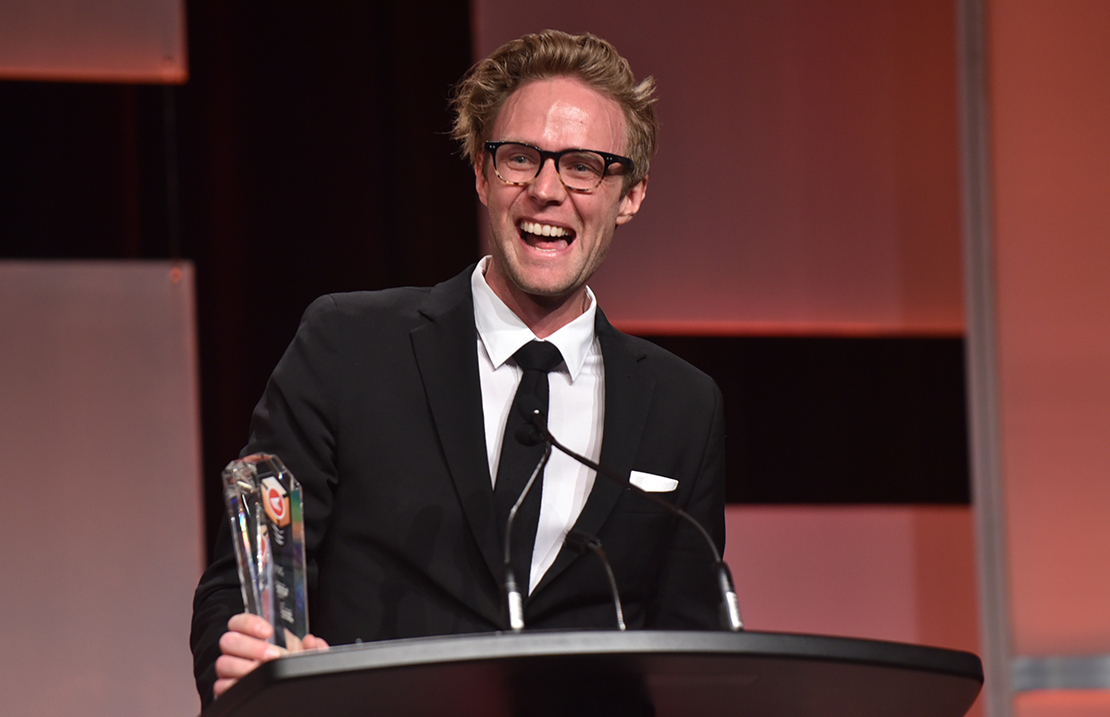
227, 613, 274, 641
215, 654, 260, 681
282, 630, 304, 652
302, 634, 330, 651
219, 630, 284, 662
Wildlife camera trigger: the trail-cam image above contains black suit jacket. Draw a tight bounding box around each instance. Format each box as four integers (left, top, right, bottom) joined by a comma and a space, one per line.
191, 266, 726, 703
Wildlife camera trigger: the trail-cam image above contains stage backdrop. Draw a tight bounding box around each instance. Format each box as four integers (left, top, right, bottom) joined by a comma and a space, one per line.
0, 262, 203, 717
473, 0, 964, 335
970, 1, 1110, 716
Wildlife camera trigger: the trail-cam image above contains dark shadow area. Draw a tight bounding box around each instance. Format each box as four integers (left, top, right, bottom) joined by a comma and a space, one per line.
643, 335, 970, 504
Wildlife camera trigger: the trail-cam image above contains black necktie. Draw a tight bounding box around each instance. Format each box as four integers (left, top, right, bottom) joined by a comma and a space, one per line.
495, 340, 564, 596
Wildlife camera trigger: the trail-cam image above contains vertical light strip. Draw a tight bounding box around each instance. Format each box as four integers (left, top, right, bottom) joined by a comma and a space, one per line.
957, 1, 1012, 716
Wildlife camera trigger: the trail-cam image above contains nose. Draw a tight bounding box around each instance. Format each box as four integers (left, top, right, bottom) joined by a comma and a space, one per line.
527, 156, 567, 202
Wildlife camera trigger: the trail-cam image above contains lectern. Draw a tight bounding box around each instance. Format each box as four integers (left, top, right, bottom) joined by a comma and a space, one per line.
202, 630, 982, 717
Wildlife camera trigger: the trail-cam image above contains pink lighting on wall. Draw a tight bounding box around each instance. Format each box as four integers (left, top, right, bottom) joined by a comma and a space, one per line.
474, 0, 963, 335
0, 0, 186, 83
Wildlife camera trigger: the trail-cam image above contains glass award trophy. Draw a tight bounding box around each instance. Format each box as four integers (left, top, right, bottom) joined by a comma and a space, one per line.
222, 453, 309, 648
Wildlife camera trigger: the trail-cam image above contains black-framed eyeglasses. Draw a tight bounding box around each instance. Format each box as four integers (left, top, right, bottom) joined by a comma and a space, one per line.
484, 141, 635, 193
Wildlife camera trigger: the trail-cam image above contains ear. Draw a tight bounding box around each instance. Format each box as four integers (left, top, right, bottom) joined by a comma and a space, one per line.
475, 159, 491, 207
615, 175, 648, 226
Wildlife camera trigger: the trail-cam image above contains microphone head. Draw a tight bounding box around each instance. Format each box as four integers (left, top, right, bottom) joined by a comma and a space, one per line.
563, 529, 600, 553
515, 423, 545, 446
514, 395, 548, 446
516, 395, 546, 428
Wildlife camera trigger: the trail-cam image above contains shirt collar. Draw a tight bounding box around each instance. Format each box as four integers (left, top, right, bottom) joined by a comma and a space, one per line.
471, 256, 597, 382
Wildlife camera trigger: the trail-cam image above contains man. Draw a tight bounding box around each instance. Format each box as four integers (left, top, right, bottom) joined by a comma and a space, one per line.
191, 30, 726, 705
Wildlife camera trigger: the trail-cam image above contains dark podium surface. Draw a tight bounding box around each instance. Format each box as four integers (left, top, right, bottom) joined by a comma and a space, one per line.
203, 630, 983, 717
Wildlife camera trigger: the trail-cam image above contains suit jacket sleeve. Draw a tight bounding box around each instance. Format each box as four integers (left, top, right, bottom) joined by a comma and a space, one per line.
190, 295, 342, 705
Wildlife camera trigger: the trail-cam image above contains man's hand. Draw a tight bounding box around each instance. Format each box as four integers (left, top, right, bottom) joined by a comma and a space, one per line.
213, 613, 330, 699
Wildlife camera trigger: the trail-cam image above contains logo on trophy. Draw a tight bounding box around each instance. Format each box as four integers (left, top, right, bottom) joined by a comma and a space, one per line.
222, 454, 308, 648
262, 477, 291, 528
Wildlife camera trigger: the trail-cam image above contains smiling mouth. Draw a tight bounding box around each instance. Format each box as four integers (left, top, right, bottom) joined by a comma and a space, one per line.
519, 221, 574, 248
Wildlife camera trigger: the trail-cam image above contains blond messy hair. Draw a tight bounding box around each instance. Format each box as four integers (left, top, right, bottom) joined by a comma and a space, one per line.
450, 30, 658, 191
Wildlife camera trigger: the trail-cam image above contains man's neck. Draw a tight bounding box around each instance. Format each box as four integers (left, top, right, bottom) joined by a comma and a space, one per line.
503, 289, 590, 339
483, 265, 591, 339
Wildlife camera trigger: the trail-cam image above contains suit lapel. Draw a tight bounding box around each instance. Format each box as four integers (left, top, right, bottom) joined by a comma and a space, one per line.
409, 268, 504, 582
531, 309, 654, 595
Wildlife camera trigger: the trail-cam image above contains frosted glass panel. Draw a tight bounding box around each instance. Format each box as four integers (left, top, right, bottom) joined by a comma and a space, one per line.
0, 261, 203, 716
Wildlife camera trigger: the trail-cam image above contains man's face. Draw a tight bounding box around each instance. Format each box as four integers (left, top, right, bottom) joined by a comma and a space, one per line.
476, 76, 646, 313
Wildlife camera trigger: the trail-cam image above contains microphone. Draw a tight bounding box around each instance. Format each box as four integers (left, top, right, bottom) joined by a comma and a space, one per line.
501, 426, 552, 632
564, 530, 626, 630
515, 421, 545, 447
517, 397, 744, 631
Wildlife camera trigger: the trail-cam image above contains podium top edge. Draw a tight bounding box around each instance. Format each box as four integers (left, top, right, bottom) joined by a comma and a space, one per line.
205, 630, 983, 717
263, 629, 983, 683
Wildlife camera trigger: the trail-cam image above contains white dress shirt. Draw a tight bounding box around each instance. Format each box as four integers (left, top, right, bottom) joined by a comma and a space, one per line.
471, 258, 604, 592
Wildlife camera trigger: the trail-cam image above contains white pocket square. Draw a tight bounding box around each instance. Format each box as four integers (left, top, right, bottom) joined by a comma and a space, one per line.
629, 471, 678, 492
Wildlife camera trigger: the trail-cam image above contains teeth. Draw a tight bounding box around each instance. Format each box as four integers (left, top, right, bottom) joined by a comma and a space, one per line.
520, 221, 569, 238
